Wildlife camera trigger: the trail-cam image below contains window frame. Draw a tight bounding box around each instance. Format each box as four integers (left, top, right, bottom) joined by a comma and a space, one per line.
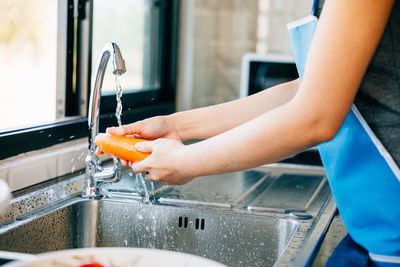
0, 0, 179, 160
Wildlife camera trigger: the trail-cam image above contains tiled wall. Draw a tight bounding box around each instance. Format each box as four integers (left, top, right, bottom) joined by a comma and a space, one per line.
178, 0, 312, 110
0, 139, 110, 192
191, 0, 258, 108
0, 139, 86, 191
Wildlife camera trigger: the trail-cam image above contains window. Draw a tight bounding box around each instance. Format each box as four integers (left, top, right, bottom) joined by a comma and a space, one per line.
0, 0, 179, 160
0, 0, 58, 131
92, 0, 158, 92
91, 0, 168, 115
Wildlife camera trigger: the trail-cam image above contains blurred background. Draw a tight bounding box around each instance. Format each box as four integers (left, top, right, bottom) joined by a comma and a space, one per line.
178, 0, 310, 110
0, 0, 57, 130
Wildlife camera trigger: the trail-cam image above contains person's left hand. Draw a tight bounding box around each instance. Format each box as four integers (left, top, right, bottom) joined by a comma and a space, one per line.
131, 138, 195, 185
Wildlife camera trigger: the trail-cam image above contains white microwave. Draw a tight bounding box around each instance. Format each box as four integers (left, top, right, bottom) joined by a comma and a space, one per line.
239, 53, 298, 98
239, 53, 320, 155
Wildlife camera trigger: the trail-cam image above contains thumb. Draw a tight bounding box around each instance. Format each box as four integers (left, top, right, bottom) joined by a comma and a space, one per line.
135, 141, 154, 153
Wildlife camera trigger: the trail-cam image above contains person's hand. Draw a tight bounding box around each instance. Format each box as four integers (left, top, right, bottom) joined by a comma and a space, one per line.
131, 138, 195, 185
107, 115, 182, 141
96, 115, 182, 166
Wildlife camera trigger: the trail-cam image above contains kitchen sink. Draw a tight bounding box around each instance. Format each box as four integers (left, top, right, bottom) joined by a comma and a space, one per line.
0, 164, 336, 266
0, 199, 298, 267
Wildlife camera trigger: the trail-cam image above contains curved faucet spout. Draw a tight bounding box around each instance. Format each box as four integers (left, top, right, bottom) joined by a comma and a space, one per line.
88, 43, 126, 153
83, 42, 126, 199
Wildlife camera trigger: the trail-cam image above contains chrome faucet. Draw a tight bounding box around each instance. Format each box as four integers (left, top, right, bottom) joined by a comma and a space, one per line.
82, 42, 126, 198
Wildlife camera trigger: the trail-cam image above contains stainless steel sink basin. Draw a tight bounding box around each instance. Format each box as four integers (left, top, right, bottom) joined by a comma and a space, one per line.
0, 164, 336, 266
0, 198, 297, 267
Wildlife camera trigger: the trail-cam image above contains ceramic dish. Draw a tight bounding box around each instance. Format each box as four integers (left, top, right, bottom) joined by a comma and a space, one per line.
3, 247, 227, 267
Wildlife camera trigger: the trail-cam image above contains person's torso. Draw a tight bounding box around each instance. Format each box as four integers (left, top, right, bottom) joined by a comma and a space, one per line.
317, 0, 400, 165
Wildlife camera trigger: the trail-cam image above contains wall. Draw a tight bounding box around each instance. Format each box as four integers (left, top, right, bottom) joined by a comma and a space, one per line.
177, 0, 312, 110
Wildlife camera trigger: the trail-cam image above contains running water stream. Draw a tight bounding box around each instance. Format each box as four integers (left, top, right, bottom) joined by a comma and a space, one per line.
115, 75, 123, 127
114, 75, 153, 203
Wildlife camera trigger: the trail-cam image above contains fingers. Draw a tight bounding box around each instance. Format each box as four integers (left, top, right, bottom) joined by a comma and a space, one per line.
106, 121, 144, 136
129, 161, 153, 181
106, 125, 128, 136
144, 171, 155, 182
131, 161, 147, 174
144, 171, 164, 183
120, 159, 129, 166
135, 141, 154, 153
95, 148, 103, 156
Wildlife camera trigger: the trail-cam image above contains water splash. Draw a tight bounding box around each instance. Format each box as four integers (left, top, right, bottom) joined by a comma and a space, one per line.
150, 181, 155, 192
137, 172, 150, 203
114, 75, 156, 202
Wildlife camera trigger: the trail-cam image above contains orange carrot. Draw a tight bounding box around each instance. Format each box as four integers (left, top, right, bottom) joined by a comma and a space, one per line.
95, 133, 150, 162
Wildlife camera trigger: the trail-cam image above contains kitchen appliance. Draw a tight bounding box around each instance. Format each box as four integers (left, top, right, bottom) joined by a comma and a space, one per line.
239, 52, 298, 98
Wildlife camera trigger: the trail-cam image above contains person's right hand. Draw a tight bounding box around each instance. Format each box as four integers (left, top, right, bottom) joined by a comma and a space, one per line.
101, 115, 183, 166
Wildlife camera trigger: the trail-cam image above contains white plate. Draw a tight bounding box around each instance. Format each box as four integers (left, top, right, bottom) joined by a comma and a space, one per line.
4, 247, 227, 267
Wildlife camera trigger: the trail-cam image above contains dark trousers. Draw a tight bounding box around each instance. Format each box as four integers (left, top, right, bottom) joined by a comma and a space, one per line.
326, 235, 400, 267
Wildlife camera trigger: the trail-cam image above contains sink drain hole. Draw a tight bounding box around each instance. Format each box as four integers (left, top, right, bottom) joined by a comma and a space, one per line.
184, 217, 188, 228
178, 216, 189, 228
195, 218, 205, 230
178, 216, 205, 230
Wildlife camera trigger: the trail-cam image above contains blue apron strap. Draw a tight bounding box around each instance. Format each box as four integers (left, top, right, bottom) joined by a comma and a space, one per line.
311, 0, 319, 16
288, 2, 400, 258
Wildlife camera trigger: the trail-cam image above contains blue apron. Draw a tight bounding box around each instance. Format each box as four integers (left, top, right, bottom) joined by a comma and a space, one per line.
287, 0, 400, 264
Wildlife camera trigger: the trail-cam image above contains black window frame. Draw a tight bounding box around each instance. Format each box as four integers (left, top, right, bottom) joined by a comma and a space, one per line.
0, 0, 179, 160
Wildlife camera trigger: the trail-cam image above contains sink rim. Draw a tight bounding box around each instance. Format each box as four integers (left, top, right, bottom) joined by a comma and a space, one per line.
0, 164, 335, 267
0, 194, 336, 267
0, 196, 302, 267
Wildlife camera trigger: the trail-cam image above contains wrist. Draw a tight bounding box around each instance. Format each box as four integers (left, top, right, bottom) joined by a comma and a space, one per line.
171, 143, 197, 183
167, 112, 187, 141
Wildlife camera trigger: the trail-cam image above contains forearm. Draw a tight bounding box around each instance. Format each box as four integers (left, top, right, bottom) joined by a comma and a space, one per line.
179, 98, 318, 177
170, 79, 299, 141
178, 0, 395, 178
131, 0, 395, 186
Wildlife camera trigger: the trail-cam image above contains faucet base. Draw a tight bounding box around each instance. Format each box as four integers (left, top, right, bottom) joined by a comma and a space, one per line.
81, 186, 104, 199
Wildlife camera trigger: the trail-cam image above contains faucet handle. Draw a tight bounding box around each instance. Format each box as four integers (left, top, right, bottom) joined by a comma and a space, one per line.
83, 153, 122, 198
94, 156, 122, 183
